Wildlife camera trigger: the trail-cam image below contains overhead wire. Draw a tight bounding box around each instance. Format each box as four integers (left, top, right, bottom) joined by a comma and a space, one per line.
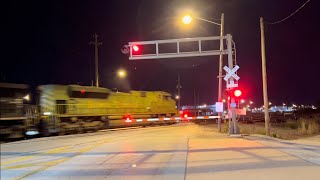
266, 0, 311, 25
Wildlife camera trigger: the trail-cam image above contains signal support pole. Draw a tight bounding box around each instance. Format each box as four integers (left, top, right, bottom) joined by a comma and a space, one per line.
260, 17, 270, 136
217, 13, 225, 132
90, 33, 102, 87
226, 34, 238, 134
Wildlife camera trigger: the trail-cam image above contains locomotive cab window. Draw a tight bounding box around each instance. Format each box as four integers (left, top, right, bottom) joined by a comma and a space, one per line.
163, 95, 170, 101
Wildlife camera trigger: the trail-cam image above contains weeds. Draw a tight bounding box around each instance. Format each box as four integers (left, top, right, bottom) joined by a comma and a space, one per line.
237, 117, 320, 140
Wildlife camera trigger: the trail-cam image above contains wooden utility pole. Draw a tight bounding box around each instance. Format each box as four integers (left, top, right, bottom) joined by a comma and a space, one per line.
260, 17, 271, 136
89, 33, 102, 87
218, 13, 225, 132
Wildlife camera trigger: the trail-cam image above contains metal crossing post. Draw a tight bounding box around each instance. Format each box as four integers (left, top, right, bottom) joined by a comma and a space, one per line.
227, 34, 238, 134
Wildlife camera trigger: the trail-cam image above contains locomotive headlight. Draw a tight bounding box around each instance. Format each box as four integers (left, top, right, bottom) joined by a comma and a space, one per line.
43, 112, 52, 115
23, 94, 30, 101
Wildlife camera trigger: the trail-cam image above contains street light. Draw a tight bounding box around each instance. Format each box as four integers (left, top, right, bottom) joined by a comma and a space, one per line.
182, 15, 192, 24
182, 13, 224, 132
117, 69, 127, 78
175, 95, 180, 100
250, 101, 254, 104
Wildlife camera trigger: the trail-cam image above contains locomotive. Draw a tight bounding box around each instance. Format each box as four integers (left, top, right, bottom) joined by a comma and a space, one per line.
0, 83, 178, 139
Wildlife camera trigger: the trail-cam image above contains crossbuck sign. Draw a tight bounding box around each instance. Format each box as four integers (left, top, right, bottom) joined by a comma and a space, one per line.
224, 65, 240, 88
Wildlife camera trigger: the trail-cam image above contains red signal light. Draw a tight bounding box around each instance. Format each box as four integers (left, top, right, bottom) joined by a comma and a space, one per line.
80, 89, 86, 94
234, 89, 242, 97
132, 45, 139, 52
123, 115, 132, 123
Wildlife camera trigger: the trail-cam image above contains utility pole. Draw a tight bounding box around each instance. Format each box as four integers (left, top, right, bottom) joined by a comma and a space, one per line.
177, 73, 181, 110
260, 17, 271, 136
89, 33, 102, 87
217, 13, 225, 132
197, 91, 200, 116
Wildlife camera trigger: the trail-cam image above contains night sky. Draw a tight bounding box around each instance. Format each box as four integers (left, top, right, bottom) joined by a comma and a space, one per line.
2, 0, 320, 106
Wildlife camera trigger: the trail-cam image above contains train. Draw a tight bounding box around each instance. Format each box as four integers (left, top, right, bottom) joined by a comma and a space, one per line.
0, 83, 178, 140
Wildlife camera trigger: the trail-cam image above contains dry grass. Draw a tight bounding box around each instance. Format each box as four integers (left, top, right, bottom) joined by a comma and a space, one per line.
237, 117, 320, 140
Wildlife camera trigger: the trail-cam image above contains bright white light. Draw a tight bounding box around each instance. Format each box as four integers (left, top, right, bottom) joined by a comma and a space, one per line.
250, 101, 253, 104
23, 94, 30, 101
241, 99, 245, 103
182, 15, 192, 24
222, 99, 226, 103
269, 102, 272, 105
175, 95, 180, 100
43, 112, 52, 116
25, 130, 39, 136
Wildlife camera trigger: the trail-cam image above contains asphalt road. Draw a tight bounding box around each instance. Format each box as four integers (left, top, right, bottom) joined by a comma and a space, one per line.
1, 123, 319, 180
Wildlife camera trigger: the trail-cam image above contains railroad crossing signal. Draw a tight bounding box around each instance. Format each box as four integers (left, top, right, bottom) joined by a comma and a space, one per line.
123, 36, 228, 60
224, 65, 240, 88
123, 34, 240, 134
223, 65, 240, 81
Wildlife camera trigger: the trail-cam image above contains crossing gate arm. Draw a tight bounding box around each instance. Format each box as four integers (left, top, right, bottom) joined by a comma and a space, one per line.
128, 36, 228, 60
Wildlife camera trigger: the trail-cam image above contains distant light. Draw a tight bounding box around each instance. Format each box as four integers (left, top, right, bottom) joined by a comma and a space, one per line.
80, 89, 86, 94
182, 15, 192, 24
222, 99, 226, 103
241, 99, 245, 103
184, 114, 188, 118
203, 104, 207, 107
250, 101, 253, 104
283, 103, 286, 106
269, 102, 272, 105
175, 95, 180, 100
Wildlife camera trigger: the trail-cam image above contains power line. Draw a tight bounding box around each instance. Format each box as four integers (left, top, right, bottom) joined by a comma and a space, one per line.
266, 0, 311, 25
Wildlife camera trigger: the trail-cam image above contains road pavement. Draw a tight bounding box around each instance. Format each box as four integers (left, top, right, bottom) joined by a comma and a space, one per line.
1, 123, 319, 180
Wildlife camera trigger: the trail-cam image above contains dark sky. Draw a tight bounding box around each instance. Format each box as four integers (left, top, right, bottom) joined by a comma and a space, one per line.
2, 0, 320, 106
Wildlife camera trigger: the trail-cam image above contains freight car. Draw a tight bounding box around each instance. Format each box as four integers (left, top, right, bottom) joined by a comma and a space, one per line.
0, 83, 38, 139
37, 84, 178, 135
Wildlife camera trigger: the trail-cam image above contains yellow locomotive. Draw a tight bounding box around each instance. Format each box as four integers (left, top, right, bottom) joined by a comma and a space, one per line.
38, 84, 177, 134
